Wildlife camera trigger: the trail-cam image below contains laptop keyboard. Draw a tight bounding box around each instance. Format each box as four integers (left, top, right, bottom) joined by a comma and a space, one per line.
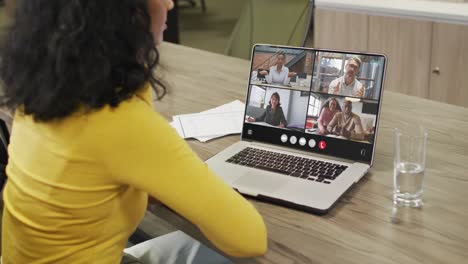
225, 147, 348, 184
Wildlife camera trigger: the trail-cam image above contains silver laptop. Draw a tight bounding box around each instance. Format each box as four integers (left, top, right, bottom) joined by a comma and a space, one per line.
207, 44, 387, 214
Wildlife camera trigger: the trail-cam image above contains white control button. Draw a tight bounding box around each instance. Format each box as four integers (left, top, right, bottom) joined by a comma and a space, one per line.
299, 137, 306, 146
290, 136, 297, 144
281, 134, 288, 143
308, 139, 316, 148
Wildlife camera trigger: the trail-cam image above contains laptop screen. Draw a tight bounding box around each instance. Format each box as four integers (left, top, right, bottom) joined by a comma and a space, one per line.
242, 45, 387, 164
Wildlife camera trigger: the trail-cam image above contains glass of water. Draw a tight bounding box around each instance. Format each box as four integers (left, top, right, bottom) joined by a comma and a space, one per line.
393, 127, 428, 207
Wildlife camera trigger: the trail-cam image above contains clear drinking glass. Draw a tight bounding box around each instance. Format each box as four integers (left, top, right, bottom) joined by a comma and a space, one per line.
393, 127, 428, 207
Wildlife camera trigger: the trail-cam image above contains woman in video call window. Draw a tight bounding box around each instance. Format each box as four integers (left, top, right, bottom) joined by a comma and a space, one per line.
317, 98, 342, 134
258, 52, 296, 86
248, 92, 287, 128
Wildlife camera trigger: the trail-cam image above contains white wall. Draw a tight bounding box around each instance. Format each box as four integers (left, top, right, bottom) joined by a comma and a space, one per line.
288, 91, 309, 126
348, 101, 376, 131
248, 85, 266, 107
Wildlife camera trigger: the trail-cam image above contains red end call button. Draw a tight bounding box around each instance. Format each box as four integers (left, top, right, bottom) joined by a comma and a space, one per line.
318, 140, 327, 150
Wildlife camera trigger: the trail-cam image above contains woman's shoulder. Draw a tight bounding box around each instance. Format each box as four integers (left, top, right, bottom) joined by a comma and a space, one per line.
86, 92, 159, 135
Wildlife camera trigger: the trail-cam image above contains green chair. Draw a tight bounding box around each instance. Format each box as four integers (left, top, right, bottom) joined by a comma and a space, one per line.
225, 0, 314, 60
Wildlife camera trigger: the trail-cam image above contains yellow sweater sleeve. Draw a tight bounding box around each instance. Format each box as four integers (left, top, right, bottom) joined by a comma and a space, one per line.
91, 92, 267, 257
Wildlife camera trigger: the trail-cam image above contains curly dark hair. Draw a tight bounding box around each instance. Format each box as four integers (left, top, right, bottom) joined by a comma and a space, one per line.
0, 0, 166, 121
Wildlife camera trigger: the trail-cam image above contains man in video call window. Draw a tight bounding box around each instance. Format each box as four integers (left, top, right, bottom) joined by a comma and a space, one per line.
328, 57, 365, 97
327, 100, 364, 140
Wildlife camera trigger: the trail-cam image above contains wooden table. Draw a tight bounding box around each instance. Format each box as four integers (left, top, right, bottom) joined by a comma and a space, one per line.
150, 42, 468, 263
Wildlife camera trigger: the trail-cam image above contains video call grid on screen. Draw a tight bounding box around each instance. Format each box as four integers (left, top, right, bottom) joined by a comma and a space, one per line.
243, 45, 386, 162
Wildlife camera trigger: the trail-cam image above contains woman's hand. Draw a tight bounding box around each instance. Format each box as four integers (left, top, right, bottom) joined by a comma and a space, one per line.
278, 123, 285, 128
247, 116, 255, 122
259, 70, 268, 75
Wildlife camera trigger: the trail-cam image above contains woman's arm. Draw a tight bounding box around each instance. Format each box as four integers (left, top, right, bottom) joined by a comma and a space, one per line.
283, 68, 290, 85
317, 109, 326, 133
265, 74, 272, 84
327, 113, 339, 134
278, 107, 287, 127
265, 66, 273, 84
94, 99, 267, 258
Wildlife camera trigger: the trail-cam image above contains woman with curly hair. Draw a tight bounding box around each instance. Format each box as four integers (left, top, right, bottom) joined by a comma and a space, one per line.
317, 98, 341, 135
0, 0, 267, 263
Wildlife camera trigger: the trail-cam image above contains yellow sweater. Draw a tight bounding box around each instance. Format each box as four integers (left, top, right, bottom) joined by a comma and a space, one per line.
1, 85, 267, 263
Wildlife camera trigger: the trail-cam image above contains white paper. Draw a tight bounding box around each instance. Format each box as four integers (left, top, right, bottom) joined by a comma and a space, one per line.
178, 111, 244, 138
170, 100, 245, 142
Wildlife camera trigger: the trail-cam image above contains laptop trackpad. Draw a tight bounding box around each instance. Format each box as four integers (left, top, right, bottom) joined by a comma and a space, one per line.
232, 173, 287, 196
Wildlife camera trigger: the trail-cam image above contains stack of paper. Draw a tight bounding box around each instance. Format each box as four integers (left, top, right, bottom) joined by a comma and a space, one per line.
170, 100, 245, 142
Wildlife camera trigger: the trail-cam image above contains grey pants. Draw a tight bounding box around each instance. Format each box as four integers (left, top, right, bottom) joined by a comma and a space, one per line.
121, 231, 232, 264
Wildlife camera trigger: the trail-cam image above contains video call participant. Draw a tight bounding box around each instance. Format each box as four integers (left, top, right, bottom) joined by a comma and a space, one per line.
247, 92, 288, 128
317, 98, 341, 134
327, 100, 364, 140
258, 52, 296, 86
328, 57, 365, 97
